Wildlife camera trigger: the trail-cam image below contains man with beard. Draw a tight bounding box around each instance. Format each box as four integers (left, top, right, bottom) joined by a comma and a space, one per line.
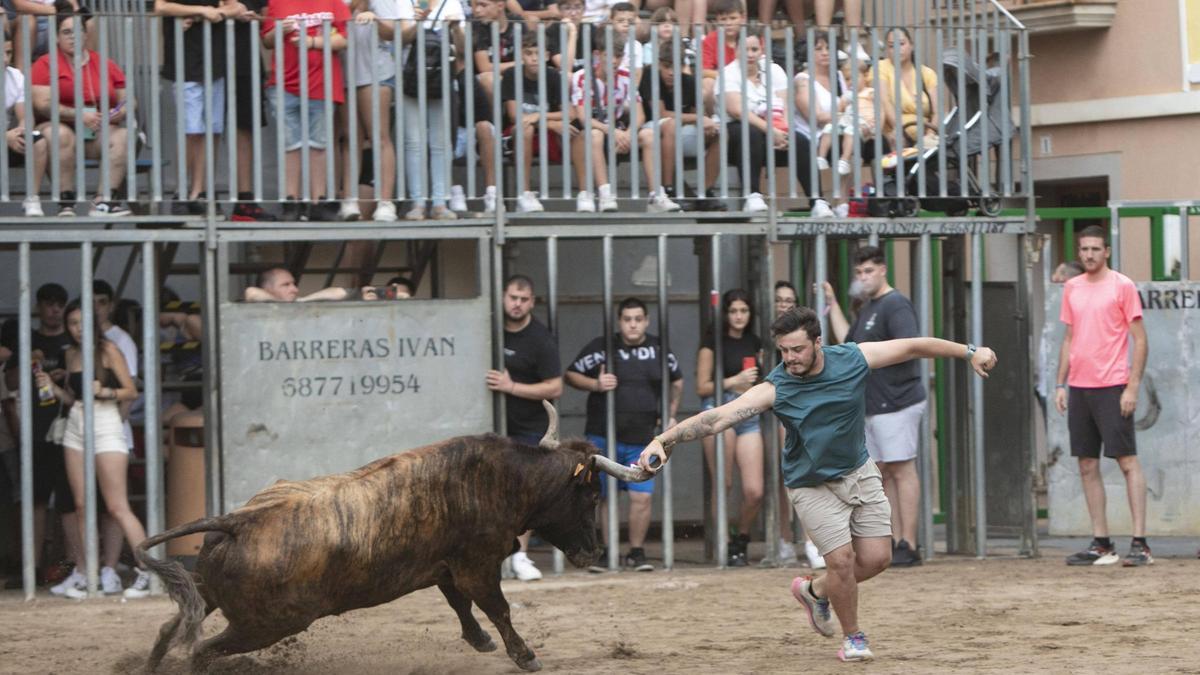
822, 246, 927, 567
637, 306, 997, 662
485, 274, 563, 581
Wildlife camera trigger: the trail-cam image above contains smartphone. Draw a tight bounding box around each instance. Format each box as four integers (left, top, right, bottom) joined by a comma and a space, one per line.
742, 356, 756, 372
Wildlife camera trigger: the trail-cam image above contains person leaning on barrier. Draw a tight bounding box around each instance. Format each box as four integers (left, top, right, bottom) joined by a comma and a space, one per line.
506, 0, 559, 24
719, 25, 792, 214
4, 35, 55, 218
29, 1, 134, 218
243, 266, 375, 302
360, 275, 416, 300
485, 274, 563, 581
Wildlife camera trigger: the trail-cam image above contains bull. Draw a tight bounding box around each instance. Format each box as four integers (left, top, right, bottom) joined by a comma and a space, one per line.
136, 402, 652, 672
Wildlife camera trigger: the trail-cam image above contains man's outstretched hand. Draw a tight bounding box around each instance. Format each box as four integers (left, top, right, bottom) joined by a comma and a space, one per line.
970, 347, 998, 378
637, 440, 668, 474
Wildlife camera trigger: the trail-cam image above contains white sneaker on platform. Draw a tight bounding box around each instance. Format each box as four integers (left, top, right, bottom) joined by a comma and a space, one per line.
23, 196, 43, 217
834, 202, 850, 218
597, 184, 618, 212
816, 156, 830, 171
647, 189, 681, 213
373, 200, 398, 222
338, 200, 361, 221
576, 191, 596, 213
483, 185, 497, 214
810, 199, 835, 218
449, 185, 468, 213
837, 159, 852, 175
517, 191, 544, 213
510, 552, 542, 582
744, 192, 768, 213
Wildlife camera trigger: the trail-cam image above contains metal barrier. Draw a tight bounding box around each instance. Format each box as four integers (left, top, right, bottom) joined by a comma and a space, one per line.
0, 3, 1029, 219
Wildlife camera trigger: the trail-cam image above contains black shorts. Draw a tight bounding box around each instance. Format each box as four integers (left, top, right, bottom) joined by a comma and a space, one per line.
0, 441, 59, 505
1068, 385, 1136, 458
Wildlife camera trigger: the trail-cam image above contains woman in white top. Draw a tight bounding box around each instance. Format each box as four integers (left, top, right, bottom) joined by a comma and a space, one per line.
718, 30, 791, 213
342, 0, 402, 222
396, 0, 464, 221
794, 32, 850, 217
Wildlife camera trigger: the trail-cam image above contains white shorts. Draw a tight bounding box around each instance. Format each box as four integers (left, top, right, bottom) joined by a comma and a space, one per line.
62, 402, 129, 455
864, 399, 927, 463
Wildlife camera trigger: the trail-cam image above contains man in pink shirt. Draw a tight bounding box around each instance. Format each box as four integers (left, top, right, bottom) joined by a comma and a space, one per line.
1054, 225, 1150, 567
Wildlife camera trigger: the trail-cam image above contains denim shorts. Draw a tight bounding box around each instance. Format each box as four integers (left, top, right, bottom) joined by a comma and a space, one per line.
701, 390, 761, 436
181, 79, 226, 135
274, 91, 330, 151
586, 434, 655, 496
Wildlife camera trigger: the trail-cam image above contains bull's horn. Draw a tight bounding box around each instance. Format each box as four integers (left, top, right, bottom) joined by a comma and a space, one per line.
591, 454, 655, 483
538, 400, 560, 450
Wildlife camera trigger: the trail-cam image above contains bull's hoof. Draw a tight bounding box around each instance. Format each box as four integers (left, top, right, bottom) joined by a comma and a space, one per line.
465, 632, 497, 652
515, 655, 542, 672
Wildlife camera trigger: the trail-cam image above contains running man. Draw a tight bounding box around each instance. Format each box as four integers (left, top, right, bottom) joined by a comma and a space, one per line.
637, 306, 997, 661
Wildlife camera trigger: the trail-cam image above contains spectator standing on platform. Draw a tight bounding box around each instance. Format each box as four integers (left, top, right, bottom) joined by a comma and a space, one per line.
29, 2, 134, 217
485, 274, 563, 581
823, 246, 928, 567
229, 0, 278, 222
697, 289, 765, 567
566, 297, 682, 572
1055, 225, 1151, 567
262, 0, 350, 222
344, 0, 401, 222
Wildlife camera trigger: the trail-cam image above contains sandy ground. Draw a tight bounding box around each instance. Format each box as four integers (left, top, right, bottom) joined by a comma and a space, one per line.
2, 547, 1198, 675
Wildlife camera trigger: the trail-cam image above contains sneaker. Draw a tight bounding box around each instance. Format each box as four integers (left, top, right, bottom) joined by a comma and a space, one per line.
816, 156, 830, 171
1065, 539, 1119, 566
404, 205, 426, 221
778, 539, 798, 565
891, 539, 923, 567
231, 202, 278, 221
280, 198, 303, 222
837, 159, 852, 175
624, 547, 655, 572
430, 205, 456, 220
790, 575, 836, 638
49, 568, 84, 597
646, 189, 681, 213
373, 200, 398, 222
63, 576, 91, 600
810, 199, 835, 218
838, 631, 874, 662
89, 199, 132, 217
517, 190, 544, 213
100, 566, 123, 595
510, 552, 543, 582
728, 533, 750, 567
482, 185, 497, 214
123, 568, 152, 599
805, 541, 826, 570
309, 200, 340, 222
338, 200, 361, 221
597, 184, 618, 212
576, 191, 596, 213
834, 202, 850, 218
588, 547, 608, 573
744, 192, 768, 213
449, 184, 468, 213
58, 191, 77, 216
1122, 541, 1154, 567
23, 196, 44, 217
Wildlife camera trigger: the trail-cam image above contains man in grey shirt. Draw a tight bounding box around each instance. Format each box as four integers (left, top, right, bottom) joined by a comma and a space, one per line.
824, 246, 926, 566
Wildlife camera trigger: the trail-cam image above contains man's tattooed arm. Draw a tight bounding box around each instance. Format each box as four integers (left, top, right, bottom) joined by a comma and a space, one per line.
656, 396, 769, 448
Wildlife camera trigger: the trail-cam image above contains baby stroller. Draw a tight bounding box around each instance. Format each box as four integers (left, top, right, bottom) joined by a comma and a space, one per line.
870, 48, 1013, 218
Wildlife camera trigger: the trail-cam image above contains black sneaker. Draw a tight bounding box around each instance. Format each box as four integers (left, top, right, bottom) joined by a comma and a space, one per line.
231, 202, 278, 222
891, 539, 923, 567
588, 547, 608, 574
1122, 541, 1153, 567
727, 534, 750, 567
624, 547, 655, 572
280, 198, 303, 222
58, 190, 77, 216
1065, 539, 1119, 566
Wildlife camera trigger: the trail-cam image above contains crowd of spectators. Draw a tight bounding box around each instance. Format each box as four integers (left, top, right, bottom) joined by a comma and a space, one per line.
0, 0, 946, 220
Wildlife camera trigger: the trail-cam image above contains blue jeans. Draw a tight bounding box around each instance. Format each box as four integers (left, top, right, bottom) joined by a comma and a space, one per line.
402, 94, 448, 207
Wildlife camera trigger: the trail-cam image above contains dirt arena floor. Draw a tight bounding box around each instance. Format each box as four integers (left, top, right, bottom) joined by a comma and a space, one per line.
2, 545, 1198, 675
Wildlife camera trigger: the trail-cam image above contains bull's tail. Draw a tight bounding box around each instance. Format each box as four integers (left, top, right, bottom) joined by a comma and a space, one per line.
136, 516, 236, 663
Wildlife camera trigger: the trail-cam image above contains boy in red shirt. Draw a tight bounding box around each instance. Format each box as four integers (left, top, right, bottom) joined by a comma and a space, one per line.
700, 0, 743, 110
1055, 225, 1151, 567
262, 0, 349, 221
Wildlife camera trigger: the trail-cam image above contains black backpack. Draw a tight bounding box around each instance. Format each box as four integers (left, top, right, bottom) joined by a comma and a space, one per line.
402, 1, 455, 100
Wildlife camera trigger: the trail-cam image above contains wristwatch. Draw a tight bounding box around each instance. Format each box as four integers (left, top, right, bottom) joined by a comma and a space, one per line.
964, 343, 977, 361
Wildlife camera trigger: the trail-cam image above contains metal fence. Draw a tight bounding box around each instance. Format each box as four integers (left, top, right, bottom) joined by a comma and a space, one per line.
0, 3, 1029, 218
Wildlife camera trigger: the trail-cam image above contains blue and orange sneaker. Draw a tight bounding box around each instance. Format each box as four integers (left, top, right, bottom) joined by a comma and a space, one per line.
838, 631, 874, 661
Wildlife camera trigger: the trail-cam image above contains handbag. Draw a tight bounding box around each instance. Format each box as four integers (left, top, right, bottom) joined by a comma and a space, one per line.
402, 0, 454, 100
45, 405, 67, 444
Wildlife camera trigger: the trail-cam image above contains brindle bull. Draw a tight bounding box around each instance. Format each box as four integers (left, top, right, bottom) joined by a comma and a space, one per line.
137, 402, 652, 672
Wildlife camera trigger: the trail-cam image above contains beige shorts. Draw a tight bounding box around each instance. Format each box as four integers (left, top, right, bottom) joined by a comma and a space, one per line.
62, 402, 129, 455
787, 458, 892, 556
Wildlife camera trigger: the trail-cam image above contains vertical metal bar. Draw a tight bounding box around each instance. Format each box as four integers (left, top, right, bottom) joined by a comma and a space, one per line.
918, 233, 934, 558
657, 234, 674, 569
440, 25, 452, 207
871, 27, 883, 193
462, 21, 474, 200
785, 27, 796, 198
98, 17, 112, 201
515, 22, 525, 203
225, 20, 237, 207
202, 21, 214, 207
737, 26, 749, 201
174, 19, 186, 202
717, 28, 727, 199
322, 20, 335, 201
370, 26, 381, 204
537, 24, 549, 199
604, 27, 615, 199
559, 22, 571, 198
201, 241, 223, 515
976, 27, 989, 201
81, 242, 99, 595
274, 22, 286, 203
18, 244, 34, 600
971, 232, 986, 558
394, 26, 405, 200
298, 23, 310, 201
491, 240, 506, 437
141, 242, 163, 594
814, 234, 828, 342
806, 28, 818, 204
47, 15, 61, 200
759, 235, 779, 563
1109, 203, 1120, 271
252, 20, 264, 202
602, 236, 618, 571
956, 27, 968, 197
891, 27, 904, 200
546, 236, 564, 575
123, 16, 137, 203
827, 28, 840, 201
693, 23, 706, 199
936, 26, 947, 197
650, 37, 661, 196
627, 29, 638, 199
764, 27, 776, 207
583, 27, 593, 198
671, 27, 684, 199
346, 20, 359, 209
1019, 30, 1033, 207
1180, 205, 1190, 281
849, 26, 862, 199
999, 28, 1011, 196
416, 25, 429, 208
711, 234, 727, 568
912, 25, 926, 198
0, 22, 8, 200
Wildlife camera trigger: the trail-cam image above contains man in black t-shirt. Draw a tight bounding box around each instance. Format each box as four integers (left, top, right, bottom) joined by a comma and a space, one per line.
566, 297, 682, 572
637, 40, 725, 211
475, 32, 572, 214
472, 0, 518, 105
485, 274, 563, 581
825, 246, 927, 567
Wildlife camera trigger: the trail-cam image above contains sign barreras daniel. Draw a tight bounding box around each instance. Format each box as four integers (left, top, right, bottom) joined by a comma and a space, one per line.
219, 300, 493, 511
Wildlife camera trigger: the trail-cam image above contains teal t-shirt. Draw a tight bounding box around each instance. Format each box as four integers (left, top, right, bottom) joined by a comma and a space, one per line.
766, 343, 870, 488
